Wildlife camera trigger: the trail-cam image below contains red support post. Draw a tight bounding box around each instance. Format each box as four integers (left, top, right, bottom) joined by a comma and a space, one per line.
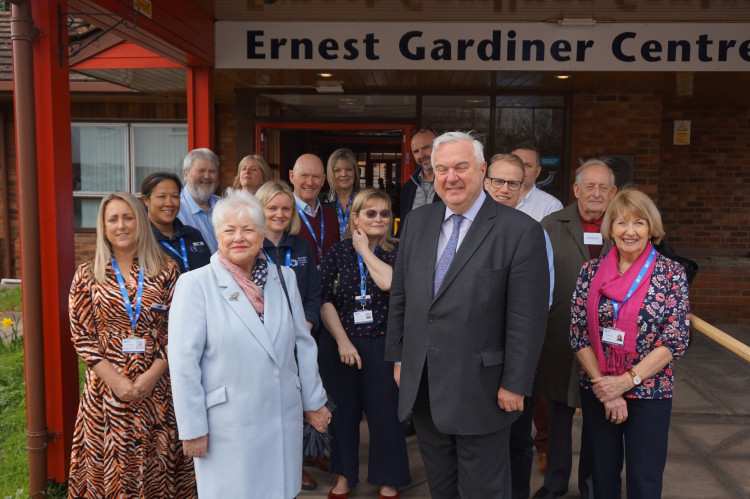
187, 65, 215, 151
30, 0, 79, 482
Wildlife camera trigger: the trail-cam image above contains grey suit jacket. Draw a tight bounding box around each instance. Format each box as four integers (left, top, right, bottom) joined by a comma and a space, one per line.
385, 196, 549, 435
539, 202, 612, 407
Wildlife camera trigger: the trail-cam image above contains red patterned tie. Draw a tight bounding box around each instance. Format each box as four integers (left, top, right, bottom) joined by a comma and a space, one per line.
434, 214, 464, 296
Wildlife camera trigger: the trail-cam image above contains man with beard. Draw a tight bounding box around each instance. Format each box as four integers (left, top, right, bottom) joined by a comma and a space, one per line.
177, 148, 221, 253
400, 126, 442, 222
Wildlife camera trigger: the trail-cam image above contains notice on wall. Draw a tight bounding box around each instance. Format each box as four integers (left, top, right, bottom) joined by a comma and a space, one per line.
673, 120, 691, 145
133, 0, 152, 19
215, 22, 750, 71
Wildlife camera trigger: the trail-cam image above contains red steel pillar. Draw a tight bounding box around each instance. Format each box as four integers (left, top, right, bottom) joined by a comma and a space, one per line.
187, 65, 215, 150
30, 0, 78, 482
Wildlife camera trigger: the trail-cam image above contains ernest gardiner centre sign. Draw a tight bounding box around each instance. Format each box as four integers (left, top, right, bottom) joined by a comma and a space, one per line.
215, 21, 750, 71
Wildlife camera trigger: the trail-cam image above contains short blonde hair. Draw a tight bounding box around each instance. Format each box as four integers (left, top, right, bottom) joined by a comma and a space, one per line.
255, 181, 301, 236
93, 191, 170, 283
488, 153, 525, 180
602, 188, 665, 244
232, 154, 272, 190
346, 189, 398, 252
326, 148, 360, 193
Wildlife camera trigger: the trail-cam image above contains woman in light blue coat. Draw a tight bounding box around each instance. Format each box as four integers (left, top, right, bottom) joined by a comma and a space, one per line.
168, 189, 331, 499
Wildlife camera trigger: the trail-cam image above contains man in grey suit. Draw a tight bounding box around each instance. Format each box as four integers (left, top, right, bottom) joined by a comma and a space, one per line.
386, 132, 550, 498
533, 159, 616, 499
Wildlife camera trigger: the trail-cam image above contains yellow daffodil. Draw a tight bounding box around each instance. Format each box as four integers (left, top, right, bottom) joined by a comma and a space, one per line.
2, 318, 14, 328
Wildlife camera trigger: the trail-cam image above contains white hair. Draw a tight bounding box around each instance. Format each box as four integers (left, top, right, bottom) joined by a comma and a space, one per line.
431, 131, 485, 167
212, 188, 266, 235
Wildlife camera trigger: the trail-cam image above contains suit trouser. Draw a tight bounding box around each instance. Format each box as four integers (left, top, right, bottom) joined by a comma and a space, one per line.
543, 398, 593, 498
509, 373, 539, 499
580, 388, 671, 499
412, 370, 511, 499
318, 332, 411, 490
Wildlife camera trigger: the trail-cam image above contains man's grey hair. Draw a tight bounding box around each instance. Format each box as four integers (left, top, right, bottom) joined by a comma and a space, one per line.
431, 131, 485, 168
575, 159, 615, 186
183, 148, 219, 172
212, 188, 266, 236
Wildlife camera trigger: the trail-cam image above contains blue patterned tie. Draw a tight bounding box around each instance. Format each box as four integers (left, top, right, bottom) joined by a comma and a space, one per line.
434, 214, 464, 296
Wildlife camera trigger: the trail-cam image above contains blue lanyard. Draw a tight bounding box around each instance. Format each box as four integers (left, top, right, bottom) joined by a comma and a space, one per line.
336, 196, 352, 239
161, 238, 188, 271
611, 247, 656, 323
111, 257, 144, 333
356, 246, 379, 297
263, 248, 291, 266
297, 204, 324, 261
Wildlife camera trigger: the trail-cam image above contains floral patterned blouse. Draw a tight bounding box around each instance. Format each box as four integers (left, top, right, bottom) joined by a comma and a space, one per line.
321, 238, 397, 338
569, 253, 691, 399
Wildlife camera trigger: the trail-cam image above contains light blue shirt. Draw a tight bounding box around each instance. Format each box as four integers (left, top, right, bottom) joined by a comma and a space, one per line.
436, 190, 486, 266
293, 194, 321, 217
516, 185, 564, 222
177, 188, 220, 254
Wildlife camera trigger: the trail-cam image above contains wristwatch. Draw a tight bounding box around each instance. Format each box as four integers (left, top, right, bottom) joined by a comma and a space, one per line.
627, 369, 642, 386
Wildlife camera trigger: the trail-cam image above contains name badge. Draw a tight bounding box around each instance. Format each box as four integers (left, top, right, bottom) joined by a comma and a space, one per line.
353, 309, 374, 325
355, 294, 371, 305
601, 327, 625, 347
122, 337, 146, 354
150, 303, 168, 313
584, 232, 603, 245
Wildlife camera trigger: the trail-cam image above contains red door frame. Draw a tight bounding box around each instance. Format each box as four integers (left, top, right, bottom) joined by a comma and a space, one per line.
254, 122, 416, 184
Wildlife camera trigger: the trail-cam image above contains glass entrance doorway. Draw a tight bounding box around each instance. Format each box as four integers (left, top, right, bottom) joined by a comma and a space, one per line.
255, 123, 413, 216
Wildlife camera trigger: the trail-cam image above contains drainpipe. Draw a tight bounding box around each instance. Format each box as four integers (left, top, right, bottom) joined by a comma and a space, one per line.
10, 1, 49, 497
0, 113, 12, 278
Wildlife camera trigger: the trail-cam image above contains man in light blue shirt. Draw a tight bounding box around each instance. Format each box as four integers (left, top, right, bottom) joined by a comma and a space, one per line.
513, 142, 564, 222
177, 148, 221, 253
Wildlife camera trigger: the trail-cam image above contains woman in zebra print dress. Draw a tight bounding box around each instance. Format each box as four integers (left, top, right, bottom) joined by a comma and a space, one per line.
68, 192, 196, 498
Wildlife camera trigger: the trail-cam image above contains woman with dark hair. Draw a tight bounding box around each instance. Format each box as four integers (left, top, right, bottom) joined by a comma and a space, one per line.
320, 148, 360, 239
319, 189, 410, 499
68, 192, 196, 497
141, 172, 211, 273
570, 188, 690, 499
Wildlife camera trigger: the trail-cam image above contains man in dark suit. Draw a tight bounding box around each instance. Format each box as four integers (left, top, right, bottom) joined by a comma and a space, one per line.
532, 159, 616, 499
386, 131, 550, 498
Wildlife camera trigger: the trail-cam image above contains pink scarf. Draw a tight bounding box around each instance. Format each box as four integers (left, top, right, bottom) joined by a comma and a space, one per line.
586, 242, 656, 376
218, 253, 264, 315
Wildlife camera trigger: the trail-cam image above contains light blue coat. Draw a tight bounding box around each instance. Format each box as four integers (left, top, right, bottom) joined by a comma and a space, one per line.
168, 254, 327, 498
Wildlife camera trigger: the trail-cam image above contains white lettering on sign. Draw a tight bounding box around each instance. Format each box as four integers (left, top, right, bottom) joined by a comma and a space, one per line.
215, 22, 750, 71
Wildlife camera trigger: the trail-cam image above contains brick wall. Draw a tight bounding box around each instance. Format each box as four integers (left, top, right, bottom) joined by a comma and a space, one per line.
0, 104, 19, 278
571, 92, 663, 198
215, 103, 238, 192
659, 105, 750, 324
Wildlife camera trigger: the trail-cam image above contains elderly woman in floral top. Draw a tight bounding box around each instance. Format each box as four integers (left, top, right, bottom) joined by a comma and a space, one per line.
569, 188, 690, 499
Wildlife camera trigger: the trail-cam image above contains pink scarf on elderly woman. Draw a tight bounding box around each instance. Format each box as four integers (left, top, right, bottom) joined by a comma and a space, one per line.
218, 252, 264, 315
586, 242, 656, 376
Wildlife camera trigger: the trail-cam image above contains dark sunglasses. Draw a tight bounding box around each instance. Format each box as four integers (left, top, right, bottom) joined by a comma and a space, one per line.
361, 209, 392, 219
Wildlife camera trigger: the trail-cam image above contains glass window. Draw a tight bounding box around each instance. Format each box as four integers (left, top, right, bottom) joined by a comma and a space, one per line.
422, 96, 491, 154
72, 122, 187, 229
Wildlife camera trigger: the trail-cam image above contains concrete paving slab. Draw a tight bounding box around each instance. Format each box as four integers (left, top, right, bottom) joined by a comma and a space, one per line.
661, 457, 735, 498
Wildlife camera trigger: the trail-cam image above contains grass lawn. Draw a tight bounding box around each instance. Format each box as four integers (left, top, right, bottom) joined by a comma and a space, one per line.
0, 285, 71, 497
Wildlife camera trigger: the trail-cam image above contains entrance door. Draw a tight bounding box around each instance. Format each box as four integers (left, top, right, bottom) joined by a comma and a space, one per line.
255, 122, 414, 216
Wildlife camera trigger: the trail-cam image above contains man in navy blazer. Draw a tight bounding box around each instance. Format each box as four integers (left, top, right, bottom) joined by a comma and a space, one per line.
386, 131, 549, 498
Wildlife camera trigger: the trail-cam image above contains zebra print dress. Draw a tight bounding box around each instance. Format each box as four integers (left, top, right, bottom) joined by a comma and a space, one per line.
68, 258, 197, 498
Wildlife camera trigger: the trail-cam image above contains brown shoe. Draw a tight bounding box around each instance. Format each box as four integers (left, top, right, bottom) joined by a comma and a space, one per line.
302, 470, 317, 490
538, 451, 547, 474
304, 455, 330, 471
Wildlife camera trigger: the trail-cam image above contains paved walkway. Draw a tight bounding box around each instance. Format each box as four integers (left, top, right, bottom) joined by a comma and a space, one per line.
301, 324, 750, 498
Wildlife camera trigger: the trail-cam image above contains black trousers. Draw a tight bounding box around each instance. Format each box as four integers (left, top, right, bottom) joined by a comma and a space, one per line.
543, 398, 593, 498
509, 372, 539, 499
318, 332, 411, 490
412, 368, 512, 499
580, 388, 671, 499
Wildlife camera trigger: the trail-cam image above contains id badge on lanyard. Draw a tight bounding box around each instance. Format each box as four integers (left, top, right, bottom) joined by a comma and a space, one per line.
353, 252, 374, 324
112, 258, 146, 354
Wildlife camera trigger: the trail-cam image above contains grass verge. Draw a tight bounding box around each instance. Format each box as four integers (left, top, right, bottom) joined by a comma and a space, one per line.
0, 285, 21, 312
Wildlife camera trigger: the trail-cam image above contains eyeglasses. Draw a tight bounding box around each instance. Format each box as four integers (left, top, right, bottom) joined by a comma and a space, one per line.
486, 178, 523, 191
410, 126, 437, 138
361, 209, 392, 219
